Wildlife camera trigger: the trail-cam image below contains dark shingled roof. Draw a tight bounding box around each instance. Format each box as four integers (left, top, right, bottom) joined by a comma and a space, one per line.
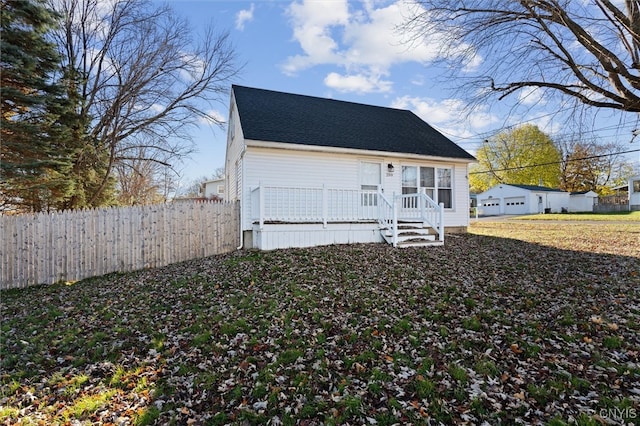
232, 85, 475, 161
508, 184, 566, 192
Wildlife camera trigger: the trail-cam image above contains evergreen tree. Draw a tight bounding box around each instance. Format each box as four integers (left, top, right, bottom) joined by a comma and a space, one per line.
0, 0, 73, 211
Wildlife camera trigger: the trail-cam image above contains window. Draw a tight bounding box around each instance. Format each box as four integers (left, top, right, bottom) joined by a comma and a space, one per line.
402, 165, 453, 208
437, 168, 452, 208
402, 166, 417, 195
633, 180, 640, 193
360, 162, 381, 191
420, 167, 435, 199
217, 185, 225, 194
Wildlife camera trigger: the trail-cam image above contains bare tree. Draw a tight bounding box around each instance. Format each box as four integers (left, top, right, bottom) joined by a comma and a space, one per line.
48, 0, 239, 207
555, 136, 635, 192
115, 145, 178, 205
402, 0, 640, 113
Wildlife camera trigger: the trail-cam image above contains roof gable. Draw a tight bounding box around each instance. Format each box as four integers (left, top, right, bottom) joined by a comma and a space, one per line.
232, 85, 475, 161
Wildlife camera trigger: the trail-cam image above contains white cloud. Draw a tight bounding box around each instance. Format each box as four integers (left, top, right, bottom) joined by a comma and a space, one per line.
282, 0, 349, 74
199, 109, 226, 125
235, 4, 255, 31
324, 72, 393, 94
517, 87, 546, 106
391, 95, 498, 139
282, 0, 466, 93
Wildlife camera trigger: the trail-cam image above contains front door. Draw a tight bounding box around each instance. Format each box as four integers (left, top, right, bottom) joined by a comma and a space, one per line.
360, 162, 382, 218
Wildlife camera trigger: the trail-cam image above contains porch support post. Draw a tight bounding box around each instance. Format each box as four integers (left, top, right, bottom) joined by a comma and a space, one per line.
322, 184, 328, 228
259, 181, 264, 230
438, 202, 445, 242
377, 185, 382, 225
418, 187, 426, 226
392, 196, 398, 248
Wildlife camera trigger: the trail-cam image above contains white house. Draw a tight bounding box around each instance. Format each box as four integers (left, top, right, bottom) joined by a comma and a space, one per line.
629, 175, 640, 210
477, 184, 570, 216
225, 85, 477, 250
199, 178, 225, 200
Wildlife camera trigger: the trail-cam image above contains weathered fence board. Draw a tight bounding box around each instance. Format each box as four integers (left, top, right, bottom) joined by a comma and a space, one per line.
0, 201, 239, 289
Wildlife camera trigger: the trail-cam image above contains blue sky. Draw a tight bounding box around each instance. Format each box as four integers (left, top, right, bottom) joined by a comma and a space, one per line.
165, 0, 640, 186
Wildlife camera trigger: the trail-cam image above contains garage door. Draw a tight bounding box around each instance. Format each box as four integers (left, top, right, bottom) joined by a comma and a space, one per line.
481, 199, 501, 216
504, 197, 527, 215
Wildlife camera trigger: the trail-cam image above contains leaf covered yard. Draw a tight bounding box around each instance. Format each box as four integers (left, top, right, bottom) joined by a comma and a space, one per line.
1, 222, 639, 425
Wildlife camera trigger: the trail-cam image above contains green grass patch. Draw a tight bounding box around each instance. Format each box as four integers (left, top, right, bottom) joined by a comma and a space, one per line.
63, 390, 116, 420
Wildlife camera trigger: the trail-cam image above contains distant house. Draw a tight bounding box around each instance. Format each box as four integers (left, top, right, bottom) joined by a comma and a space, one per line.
477, 184, 570, 215
594, 175, 640, 212
199, 178, 225, 201
224, 85, 476, 250
629, 175, 640, 210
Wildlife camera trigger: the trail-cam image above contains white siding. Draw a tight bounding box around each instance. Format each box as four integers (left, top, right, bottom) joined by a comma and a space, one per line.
569, 192, 597, 212
224, 96, 245, 201
253, 223, 383, 250
630, 175, 640, 207
451, 164, 471, 227
241, 146, 471, 230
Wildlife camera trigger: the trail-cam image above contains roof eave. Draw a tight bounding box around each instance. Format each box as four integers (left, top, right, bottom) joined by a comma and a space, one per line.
245, 139, 477, 164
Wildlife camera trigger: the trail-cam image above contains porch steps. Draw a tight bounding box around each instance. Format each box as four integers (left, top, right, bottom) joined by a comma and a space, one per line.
381, 222, 443, 248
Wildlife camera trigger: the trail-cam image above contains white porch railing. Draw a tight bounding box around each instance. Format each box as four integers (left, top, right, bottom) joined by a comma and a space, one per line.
250, 184, 379, 228
250, 184, 444, 245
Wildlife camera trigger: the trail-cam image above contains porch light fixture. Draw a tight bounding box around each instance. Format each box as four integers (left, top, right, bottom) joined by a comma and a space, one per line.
387, 163, 394, 172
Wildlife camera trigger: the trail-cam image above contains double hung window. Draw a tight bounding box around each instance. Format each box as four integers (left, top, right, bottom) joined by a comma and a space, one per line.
401, 166, 453, 208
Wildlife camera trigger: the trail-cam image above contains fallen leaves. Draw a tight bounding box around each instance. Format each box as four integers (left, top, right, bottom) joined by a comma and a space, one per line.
1, 222, 639, 424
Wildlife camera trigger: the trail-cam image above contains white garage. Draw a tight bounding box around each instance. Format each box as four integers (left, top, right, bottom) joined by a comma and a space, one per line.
477, 184, 570, 216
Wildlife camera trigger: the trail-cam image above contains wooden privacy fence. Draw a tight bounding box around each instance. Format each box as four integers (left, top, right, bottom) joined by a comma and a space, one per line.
1, 201, 239, 290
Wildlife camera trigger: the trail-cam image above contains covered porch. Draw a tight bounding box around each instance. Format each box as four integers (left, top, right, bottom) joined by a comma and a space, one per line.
248, 184, 445, 250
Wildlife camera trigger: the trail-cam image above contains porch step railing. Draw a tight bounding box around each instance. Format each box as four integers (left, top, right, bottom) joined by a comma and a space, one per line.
377, 188, 444, 247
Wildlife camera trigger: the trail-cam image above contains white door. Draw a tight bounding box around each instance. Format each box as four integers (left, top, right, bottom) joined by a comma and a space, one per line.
360, 162, 382, 219
504, 197, 527, 215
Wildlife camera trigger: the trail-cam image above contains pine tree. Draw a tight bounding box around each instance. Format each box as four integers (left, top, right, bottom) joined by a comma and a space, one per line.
0, 0, 74, 211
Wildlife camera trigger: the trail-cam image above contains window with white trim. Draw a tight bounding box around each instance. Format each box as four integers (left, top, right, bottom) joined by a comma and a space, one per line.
401, 165, 453, 208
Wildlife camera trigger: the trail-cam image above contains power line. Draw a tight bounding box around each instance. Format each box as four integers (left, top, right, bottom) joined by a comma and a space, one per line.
452, 121, 639, 146
469, 148, 640, 175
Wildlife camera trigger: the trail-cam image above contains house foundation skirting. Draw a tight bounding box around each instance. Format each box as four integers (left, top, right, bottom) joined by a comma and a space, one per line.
248, 223, 383, 250
245, 223, 467, 250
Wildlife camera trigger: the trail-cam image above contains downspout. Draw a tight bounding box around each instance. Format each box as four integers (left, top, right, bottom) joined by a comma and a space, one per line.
236, 148, 246, 250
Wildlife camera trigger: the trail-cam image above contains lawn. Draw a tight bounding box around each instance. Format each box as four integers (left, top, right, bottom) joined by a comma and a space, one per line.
1, 222, 639, 425
510, 211, 640, 222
